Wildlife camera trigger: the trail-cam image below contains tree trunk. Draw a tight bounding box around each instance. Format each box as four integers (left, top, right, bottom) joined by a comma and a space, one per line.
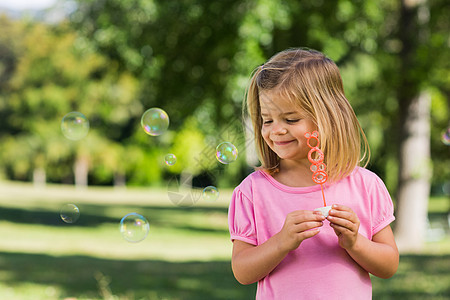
244, 116, 259, 167
394, 92, 431, 252
33, 167, 46, 188
74, 155, 89, 189
114, 172, 126, 189
394, 0, 432, 252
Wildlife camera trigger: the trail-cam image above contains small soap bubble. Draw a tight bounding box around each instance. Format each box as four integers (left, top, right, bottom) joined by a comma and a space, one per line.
61, 112, 89, 141
165, 154, 177, 166
442, 127, 450, 146
120, 213, 150, 243
202, 186, 219, 201
216, 142, 238, 164
141, 108, 169, 136
60, 204, 80, 223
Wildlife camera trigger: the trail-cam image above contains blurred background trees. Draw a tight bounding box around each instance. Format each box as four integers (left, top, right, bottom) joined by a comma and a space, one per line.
0, 0, 448, 251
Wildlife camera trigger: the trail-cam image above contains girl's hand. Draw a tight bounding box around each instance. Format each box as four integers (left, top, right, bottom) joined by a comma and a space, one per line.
277, 210, 325, 253
327, 204, 360, 250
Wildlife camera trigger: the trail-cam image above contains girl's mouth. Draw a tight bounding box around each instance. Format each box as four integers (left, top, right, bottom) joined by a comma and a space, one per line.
274, 140, 293, 146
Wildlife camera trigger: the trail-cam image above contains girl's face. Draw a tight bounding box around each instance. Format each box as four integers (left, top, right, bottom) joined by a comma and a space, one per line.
260, 90, 317, 163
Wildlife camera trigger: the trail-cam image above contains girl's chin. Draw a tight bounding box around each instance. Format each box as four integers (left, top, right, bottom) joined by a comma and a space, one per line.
276, 154, 309, 162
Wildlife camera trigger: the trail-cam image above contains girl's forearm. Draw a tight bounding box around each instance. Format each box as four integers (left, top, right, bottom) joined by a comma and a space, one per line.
232, 234, 290, 285
346, 234, 399, 279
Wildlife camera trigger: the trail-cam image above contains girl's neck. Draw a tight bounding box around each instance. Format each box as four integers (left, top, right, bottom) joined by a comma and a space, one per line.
272, 160, 316, 188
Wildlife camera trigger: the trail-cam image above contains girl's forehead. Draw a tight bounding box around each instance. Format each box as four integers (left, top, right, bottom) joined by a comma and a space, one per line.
260, 90, 301, 113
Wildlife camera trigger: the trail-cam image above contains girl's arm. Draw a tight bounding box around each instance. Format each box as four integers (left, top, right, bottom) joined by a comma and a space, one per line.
231, 210, 325, 285
327, 204, 399, 279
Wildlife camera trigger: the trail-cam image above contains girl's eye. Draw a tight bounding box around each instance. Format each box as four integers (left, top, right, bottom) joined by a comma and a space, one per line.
263, 120, 273, 125
286, 119, 300, 123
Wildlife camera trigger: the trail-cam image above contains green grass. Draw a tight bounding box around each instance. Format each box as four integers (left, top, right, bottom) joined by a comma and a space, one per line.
0, 180, 449, 299
0, 253, 255, 299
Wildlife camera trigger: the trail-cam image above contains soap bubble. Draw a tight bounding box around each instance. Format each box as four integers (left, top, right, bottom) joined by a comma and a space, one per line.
61, 112, 89, 140
141, 108, 169, 136
60, 204, 80, 223
442, 128, 450, 146
120, 213, 150, 243
202, 186, 219, 201
216, 142, 238, 164
165, 154, 177, 166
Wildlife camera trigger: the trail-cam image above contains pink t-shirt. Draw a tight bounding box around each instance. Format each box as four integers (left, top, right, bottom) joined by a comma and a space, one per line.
228, 167, 395, 299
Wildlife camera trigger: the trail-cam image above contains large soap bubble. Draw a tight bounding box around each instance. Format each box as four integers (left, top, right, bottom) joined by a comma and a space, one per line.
120, 213, 150, 243
60, 204, 80, 223
141, 108, 169, 136
216, 142, 238, 164
61, 112, 89, 141
202, 186, 219, 201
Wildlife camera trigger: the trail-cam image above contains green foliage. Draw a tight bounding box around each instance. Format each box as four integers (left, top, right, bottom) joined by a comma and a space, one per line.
169, 117, 207, 175
71, 0, 247, 127
0, 0, 448, 190
123, 145, 163, 186
0, 16, 143, 185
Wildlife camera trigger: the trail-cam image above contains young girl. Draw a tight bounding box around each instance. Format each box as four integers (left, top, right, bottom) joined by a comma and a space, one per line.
228, 48, 399, 299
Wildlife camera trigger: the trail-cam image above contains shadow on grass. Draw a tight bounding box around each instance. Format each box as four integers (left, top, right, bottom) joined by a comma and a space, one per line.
372, 254, 450, 300
1, 252, 449, 299
0, 251, 256, 299
0, 204, 229, 234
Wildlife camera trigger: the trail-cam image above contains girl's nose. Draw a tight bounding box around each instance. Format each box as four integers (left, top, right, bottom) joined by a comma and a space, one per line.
272, 123, 287, 135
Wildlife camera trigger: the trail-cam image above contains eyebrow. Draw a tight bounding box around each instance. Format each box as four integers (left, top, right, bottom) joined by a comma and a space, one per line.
261, 111, 299, 117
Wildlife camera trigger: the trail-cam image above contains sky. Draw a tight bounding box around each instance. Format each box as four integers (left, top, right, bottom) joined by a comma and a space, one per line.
0, 0, 58, 10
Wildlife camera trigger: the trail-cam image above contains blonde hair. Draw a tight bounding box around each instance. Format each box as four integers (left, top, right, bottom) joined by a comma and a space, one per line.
245, 48, 370, 183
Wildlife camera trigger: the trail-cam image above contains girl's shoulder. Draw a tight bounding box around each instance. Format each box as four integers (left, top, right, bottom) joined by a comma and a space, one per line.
345, 166, 389, 191
230, 170, 255, 203
233, 169, 273, 198
351, 166, 384, 181
235, 169, 267, 190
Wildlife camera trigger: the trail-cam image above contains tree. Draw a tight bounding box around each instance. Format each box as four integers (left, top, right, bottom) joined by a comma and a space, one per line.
0, 17, 142, 187
70, 0, 247, 127
69, 0, 257, 186
393, 0, 450, 252
1, 0, 448, 213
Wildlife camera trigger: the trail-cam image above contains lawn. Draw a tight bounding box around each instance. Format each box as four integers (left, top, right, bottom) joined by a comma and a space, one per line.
0, 181, 449, 299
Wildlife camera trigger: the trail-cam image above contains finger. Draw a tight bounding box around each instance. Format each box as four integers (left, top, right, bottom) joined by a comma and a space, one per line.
327, 215, 356, 231
294, 221, 324, 233
330, 223, 356, 237
330, 205, 357, 218
330, 222, 346, 231
299, 227, 321, 240
291, 209, 324, 218
330, 225, 342, 236
328, 208, 358, 223
290, 212, 326, 224
328, 210, 355, 223
330, 204, 352, 212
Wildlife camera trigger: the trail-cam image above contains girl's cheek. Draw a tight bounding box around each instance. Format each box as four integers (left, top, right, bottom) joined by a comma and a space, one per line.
261, 128, 270, 139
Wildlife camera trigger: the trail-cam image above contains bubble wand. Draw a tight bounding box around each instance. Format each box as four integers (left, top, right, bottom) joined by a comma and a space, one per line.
305, 131, 328, 207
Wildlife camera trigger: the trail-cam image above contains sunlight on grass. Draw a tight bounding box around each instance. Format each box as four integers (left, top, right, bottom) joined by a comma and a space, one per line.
0, 221, 230, 261
1, 180, 449, 299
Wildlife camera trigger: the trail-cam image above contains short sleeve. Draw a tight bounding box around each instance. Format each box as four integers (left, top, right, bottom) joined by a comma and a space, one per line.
371, 175, 395, 236
228, 188, 257, 245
